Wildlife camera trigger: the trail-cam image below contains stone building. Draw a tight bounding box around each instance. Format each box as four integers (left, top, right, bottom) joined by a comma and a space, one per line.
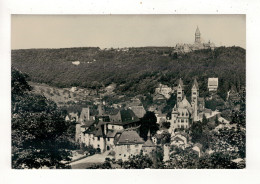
208, 78, 218, 91
142, 130, 156, 157
173, 26, 216, 54
169, 78, 203, 133
114, 130, 145, 161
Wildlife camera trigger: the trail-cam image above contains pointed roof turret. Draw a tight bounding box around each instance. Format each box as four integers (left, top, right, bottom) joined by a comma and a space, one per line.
177, 78, 184, 88
143, 129, 155, 147
147, 129, 151, 140
195, 26, 200, 35
192, 78, 199, 89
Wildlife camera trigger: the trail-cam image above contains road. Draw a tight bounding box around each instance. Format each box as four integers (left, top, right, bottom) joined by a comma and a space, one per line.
70, 151, 113, 169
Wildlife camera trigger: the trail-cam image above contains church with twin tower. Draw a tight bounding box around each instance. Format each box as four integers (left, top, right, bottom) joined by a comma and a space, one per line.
169, 78, 202, 133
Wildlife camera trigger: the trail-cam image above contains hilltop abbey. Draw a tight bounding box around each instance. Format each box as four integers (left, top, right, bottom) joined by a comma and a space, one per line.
174, 26, 216, 53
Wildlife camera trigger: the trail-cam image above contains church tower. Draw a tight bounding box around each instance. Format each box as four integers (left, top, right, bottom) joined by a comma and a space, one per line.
195, 26, 201, 44
191, 78, 199, 121
177, 78, 184, 106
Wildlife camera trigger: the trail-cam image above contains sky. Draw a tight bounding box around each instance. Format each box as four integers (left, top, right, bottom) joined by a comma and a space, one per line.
11, 14, 246, 49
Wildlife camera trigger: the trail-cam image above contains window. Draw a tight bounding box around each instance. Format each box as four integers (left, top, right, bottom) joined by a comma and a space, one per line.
98, 137, 100, 141
112, 125, 114, 129
107, 138, 110, 141
181, 119, 184, 123
127, 145, 130, 149
135, 144, 138, 148
124, 154, 126, 157
178, 92, 181, 94
98, 144, 100, 148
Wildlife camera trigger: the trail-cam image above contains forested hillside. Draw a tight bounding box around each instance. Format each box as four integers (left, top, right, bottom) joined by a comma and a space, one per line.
12, 46, 246, 98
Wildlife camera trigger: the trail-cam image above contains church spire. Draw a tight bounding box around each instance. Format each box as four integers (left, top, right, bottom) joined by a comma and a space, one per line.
195, 26, 201, 44
147, 129, 151, 140
192, 78, 199, 89
195, 26, 200, 35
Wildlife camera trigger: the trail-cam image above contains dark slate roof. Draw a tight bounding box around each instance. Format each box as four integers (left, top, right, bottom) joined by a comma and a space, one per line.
106, 108, 120, 116
81, 120, 95, 128
120, 109, 139, 123
117, 130, 144, 145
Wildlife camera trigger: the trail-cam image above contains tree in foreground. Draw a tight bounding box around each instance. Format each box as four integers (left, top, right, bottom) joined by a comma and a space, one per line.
121, 152, 153, 169
139, 111, 159, 140
12, 67, 72, 169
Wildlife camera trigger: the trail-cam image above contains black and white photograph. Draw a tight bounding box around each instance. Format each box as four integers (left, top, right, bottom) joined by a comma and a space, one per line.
10, 14, 246, 169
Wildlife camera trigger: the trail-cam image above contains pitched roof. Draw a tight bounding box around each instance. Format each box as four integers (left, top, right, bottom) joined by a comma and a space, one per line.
120, 109, 139, 123
131, 105, 146, 118
82, 120, 95, 127
106, 129, 122, 138
178, 96, 191, 108
117, 130, 145, 145
143, 139, 156, 147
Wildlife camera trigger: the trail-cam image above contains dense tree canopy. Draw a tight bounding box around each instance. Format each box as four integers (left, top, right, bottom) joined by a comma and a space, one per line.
12, 67, 72, 169
12, 47, 246, 99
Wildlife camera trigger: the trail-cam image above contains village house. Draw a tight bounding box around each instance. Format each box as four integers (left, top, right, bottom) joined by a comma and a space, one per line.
65, 112, 79, 122
191, 143, 203, 157
142, 130, 156, 157
77, 102, 142, 153
129, 105, 146, 118
114, 130, 145, 161
170, 132, 189, 149
154, 83, 173, 99
154, 113, 167, 124
208, 78, 219, 92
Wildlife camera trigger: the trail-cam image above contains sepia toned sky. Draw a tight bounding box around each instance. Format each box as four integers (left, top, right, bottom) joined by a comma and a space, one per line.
11, 14, 246, 49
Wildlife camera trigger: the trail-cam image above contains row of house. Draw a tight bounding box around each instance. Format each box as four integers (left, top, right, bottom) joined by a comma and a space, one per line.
71, 102, 157, 161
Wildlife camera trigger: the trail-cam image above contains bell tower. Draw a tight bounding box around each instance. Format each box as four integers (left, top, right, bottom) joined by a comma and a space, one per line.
195, 26, 201, 44
191, 78, 199, 121
177, 78, 184, 106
